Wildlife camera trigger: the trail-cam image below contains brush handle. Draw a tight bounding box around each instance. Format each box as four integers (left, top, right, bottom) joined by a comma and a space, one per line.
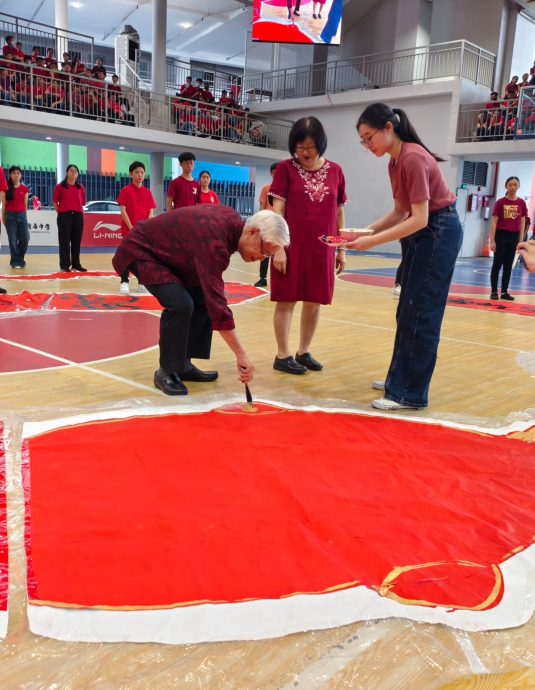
245, 384, 253, 405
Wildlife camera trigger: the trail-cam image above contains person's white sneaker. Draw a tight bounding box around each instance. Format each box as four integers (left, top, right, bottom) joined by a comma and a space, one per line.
372, 380, 385, 391
392, 284, 401, 299
119, 282, 130, 295
371, 397, 419, 410
137, 284, 149, 294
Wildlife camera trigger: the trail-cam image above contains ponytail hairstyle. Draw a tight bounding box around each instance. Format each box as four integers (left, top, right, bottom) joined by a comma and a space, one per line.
357, 103, 445, 162
5, 165, 22, 201
61, 163, 82, 189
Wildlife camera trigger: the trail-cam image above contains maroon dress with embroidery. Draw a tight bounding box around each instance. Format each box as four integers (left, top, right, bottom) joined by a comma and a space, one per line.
269, 158, 346, 304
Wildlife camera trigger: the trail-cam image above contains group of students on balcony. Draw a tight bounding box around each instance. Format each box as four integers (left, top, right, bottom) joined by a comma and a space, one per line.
0, 36, 133, 124
172, 75, 268, 146
476, 62, 535, 141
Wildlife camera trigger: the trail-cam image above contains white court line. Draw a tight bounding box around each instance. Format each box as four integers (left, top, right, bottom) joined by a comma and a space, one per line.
0, 336, 162, 395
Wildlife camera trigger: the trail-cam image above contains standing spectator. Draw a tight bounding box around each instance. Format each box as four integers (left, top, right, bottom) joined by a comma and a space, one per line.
0, 165, 6, 294
489, 175, 527, 301
269, 116, 346, 375
179, 76, 196, 99
1, 165, 29, 268
71, 55, 85, 75
166, 152, 200, 210
2, 36, 15, 56
29, 47, 40, 63
52, 164, 87, 272
504, 76, 519, 100
520, 73, 530, 88
230, 76, 241, 103
12, 42, 25, 62
116, 160, 156, 294
254, 161, 278, 287
45, 48, 56, 67
91, 57, 106, 77
198, 171, 220, 206
347, 103, 463, 410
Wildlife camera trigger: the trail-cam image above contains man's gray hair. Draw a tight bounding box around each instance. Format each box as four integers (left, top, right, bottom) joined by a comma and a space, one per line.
245, 210, 290, 247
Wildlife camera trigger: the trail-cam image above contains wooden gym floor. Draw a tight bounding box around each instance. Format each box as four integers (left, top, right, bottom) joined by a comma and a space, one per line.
0, 249, 534, 689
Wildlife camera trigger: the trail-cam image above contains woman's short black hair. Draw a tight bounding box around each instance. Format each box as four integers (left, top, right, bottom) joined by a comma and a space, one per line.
288, 116, 327, 157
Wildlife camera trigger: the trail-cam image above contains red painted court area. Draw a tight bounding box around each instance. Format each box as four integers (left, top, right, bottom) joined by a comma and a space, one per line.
0, 312, 159, 373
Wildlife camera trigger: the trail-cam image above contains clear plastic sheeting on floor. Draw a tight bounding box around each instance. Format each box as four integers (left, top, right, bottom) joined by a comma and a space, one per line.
0, 394, 532, 688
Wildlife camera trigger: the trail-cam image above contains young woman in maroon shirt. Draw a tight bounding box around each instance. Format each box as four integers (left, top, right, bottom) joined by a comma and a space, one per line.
345, 102, 463, 410
52, 164, 87, 272
489, 176, 527, 301
1, 165, 29, 268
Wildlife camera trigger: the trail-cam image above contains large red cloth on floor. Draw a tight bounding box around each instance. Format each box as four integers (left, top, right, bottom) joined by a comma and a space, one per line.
0, 284, 265, 313
0, 423, 7, 614
23, 407, 535, 612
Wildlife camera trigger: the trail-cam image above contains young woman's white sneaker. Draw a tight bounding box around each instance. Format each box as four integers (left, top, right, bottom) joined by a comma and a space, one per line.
372, 380, 385, 390
137, 284, 149, 294
392, 284, 401, 298
371, 397, 419, 410
119, 282, 130, 295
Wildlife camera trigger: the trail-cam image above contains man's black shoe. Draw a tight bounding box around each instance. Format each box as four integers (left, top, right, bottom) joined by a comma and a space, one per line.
254, 278, 268, 287
273, 355, 307, 375
500, 292, 515, 301
295, 352, 323, 371
0, 286, 6, 295
179, 363, 219, 382
154, 369, 188, 395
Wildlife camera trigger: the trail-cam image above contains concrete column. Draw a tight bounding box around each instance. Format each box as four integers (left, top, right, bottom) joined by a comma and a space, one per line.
57, 143, 69, 185
150, 152, 165, 216
152, 0, 167, 94
55, 0, 68, 63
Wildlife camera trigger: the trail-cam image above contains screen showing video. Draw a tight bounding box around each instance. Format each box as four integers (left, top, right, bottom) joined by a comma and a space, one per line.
252, 0, 343, 46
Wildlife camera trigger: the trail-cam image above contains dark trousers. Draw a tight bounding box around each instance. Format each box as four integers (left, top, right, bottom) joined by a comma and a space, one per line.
57, 211, 84, 270
287, 0, 301, 10
259, 257, 269, 280
385, 206, 463, 408
394, 237, 410, 285
144, 282, 213, 374
490, 229, 519, 293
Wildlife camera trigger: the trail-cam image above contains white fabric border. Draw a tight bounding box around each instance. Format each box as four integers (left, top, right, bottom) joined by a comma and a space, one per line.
0, 611, 6, 638
23, 401, 535, 642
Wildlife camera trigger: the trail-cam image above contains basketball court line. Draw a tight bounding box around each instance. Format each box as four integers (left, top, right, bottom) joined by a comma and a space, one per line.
0, 336, 162, 395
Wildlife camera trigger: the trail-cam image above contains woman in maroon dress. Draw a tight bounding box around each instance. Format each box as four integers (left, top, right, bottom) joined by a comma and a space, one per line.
269, 116, 346, 374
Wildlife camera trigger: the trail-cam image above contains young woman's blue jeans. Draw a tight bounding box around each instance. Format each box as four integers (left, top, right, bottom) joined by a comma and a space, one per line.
4, 211, 29, 266
384, 205, 463, 408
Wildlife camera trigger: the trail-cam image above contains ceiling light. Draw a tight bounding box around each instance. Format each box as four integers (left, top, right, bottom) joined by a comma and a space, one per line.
179, 22, 193, 29
119, 146, 125, 150
45, 136, 52, 140
70, 1, 83, 8
235, 161, 241, 165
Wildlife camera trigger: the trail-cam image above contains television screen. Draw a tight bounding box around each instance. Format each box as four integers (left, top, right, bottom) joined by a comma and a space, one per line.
252, 0, 343, 46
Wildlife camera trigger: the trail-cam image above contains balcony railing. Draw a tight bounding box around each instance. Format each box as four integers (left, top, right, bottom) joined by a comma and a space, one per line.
0, 61, 292, 151
242, 40, 496, 103
456, 87, 535, 142
0, 11, 94, 67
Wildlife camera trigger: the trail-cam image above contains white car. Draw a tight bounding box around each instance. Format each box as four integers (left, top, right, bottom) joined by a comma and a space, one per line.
83, 201, 121, 213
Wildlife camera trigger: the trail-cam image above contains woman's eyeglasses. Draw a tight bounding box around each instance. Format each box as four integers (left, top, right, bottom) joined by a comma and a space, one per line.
360, 130, 380, 148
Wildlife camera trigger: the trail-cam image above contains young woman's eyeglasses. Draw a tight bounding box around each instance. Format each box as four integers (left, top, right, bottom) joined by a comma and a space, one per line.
360, 130, 380, 148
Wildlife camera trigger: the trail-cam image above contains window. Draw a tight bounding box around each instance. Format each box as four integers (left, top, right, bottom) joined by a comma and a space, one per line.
462, 161, 488, 187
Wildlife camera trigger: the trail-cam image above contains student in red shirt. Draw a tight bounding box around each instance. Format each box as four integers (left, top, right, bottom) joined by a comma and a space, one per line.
0, 166, 6, 293
166, 152, 200, 210
52, 164, 87, 272
346, 102, 462, 410
179, 76, 196, 99
198, 171, 220, 206
489, 176, 527, 301
1, 165, 29, 268
255, 161, 278, 287
2, 36, 15, 56
117, 160, 157, 294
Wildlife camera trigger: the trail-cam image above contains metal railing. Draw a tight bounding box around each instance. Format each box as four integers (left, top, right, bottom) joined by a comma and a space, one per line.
242, 40, 496, 103
136, 55, 243, 102
0, 61, 292, 151
456, 87, 535, 142
0, 11, 93, 66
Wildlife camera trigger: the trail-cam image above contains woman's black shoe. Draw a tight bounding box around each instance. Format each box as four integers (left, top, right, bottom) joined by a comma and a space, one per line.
273, 356, 307, 375
318, 12, 322, 18
154, 369, 188, 395
295, 352, 323, 371
72, 265, 88, 272
294, 10, 300, 15
500, 292, 515, 301
0, 286, 6, 295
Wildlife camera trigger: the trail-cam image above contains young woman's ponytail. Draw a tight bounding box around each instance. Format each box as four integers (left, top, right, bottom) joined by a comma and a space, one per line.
357, 103, 445, 162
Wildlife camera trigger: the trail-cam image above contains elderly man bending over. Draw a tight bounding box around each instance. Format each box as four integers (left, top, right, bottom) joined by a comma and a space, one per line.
113, 205, 290, 395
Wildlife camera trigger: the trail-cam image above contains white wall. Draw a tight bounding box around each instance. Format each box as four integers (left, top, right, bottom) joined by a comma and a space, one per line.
430, 0, 506, 55
510, 13, 535, 81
